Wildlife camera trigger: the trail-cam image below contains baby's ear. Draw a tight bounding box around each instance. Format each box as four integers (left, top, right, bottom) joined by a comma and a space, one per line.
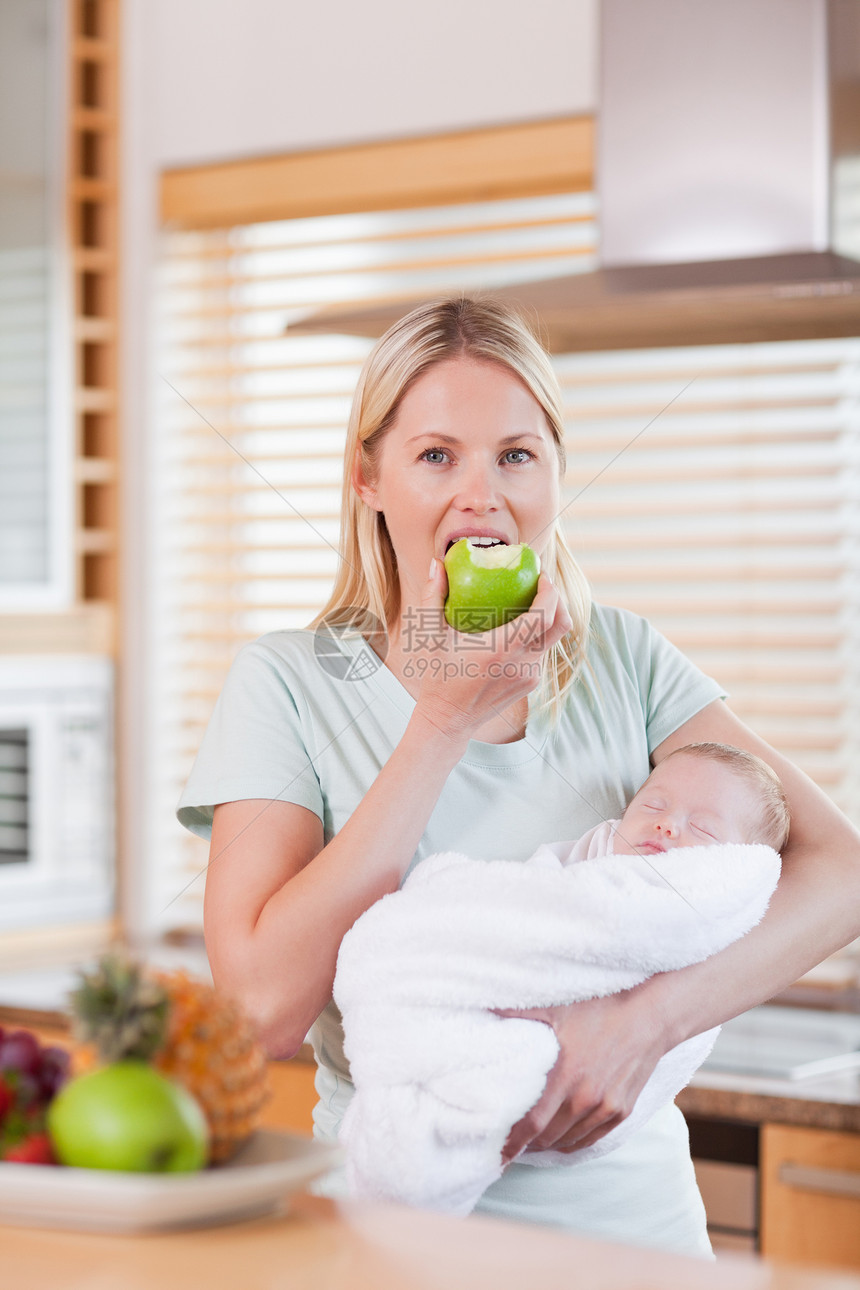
351, 448, 382, 511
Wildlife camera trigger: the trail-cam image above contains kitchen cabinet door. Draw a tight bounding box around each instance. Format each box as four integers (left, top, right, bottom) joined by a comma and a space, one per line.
760, 1123, 860, 1269
261, 1056, 317, 1137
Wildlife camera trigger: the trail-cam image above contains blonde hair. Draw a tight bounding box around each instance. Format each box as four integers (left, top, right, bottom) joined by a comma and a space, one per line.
663, 742, 791, 851
311, 296, 592, 720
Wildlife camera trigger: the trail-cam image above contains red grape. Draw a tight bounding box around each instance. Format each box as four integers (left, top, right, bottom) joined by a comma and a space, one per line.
37, 1047, 71, 1098
0, 1030, 42, 1076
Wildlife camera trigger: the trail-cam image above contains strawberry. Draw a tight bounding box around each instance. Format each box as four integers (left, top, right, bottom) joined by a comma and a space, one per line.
4, 1131, 55, 1165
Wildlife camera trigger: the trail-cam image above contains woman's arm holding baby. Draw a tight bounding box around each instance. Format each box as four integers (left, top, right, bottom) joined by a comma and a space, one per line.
503, 698, 860, 1160
648, 699, 860, 1033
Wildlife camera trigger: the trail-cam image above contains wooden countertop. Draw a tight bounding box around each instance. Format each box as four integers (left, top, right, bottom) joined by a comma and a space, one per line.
6, 1190, 860, 1290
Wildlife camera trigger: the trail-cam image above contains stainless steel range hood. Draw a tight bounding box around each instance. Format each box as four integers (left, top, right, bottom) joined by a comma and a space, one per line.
290, 0, 860, 352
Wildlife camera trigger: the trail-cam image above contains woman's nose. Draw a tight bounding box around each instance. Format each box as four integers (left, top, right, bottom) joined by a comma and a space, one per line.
454, 464, 499, 513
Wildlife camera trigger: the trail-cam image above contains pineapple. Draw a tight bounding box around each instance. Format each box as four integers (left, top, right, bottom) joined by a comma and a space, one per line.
69, 954, 271, 1163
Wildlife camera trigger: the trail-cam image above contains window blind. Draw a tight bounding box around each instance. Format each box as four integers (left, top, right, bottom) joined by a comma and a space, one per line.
0, 0, 69, 603
557, 339, 860, 815
153, 193, 860, 933
0, 246, 50, 586
152, 192, 598, 931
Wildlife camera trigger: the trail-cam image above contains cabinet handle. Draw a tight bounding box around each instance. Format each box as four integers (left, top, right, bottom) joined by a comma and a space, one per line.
779, 1162, 860, 1199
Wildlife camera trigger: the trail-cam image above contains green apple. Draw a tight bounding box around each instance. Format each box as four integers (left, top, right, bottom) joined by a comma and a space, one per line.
443, 538, 541, 633
47, 1060, 209, 1173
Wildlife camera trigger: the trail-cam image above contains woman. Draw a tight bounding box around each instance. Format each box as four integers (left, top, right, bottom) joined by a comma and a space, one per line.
178, 297, 860, 1255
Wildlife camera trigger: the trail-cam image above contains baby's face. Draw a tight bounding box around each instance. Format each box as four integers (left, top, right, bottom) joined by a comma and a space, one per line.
616, 755, 762, 856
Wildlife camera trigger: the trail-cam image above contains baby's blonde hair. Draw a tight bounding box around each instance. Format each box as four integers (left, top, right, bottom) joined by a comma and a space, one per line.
663, 742, 791, 851
311, 296, 593, 721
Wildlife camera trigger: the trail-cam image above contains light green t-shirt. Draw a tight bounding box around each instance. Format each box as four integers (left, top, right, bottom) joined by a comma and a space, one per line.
178, 602, 725, 1256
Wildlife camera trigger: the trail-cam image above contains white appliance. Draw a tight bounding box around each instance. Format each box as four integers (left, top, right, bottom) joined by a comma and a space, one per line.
0, 655, 114, 930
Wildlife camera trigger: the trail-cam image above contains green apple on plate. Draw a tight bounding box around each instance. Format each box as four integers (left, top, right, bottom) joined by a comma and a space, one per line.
443, 538, 540, 633
47, 1060, 209, 1173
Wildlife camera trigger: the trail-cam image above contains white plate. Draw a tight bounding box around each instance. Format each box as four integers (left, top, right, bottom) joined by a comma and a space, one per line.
0, 1130, 342, 1233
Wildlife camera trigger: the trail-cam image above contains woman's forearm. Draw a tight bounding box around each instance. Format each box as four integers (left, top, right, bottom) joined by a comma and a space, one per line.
222, 709, 470, 1054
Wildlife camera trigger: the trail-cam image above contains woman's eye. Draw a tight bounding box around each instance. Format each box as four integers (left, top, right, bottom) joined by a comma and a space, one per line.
420, 448, 449, 464
502, 448, 533, 464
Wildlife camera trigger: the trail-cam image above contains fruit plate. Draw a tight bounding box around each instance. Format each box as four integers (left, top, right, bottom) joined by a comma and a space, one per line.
0, 1130, 343, 1233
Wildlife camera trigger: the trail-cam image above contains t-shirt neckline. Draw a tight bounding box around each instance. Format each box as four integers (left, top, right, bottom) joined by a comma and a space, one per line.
335, 635, 551, 768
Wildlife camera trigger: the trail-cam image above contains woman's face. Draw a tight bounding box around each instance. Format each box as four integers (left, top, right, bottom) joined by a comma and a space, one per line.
355, 357, 562, 610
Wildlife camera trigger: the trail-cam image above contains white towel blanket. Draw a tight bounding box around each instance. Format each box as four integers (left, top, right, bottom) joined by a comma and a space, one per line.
333, 841, 781, 1216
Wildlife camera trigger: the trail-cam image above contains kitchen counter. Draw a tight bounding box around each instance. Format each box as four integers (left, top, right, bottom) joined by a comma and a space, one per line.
5, 968, 860, 1278
679, 1005, 860, 1133
5, 981, 860, 1138
6, 1190, 860, 1290
679, 1064, 860, 1133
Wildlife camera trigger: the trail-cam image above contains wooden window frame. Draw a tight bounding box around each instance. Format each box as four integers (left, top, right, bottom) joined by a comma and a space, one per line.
0, 0, 120, 658
160, 116, 594, 230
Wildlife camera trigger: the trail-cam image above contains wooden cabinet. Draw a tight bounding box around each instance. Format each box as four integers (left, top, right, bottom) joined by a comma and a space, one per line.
261, 1056, 317, 1138
760, 1124, 860, 1270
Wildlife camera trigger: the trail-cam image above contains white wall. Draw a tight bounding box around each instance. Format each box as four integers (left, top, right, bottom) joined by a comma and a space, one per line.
150, 0, 597, 168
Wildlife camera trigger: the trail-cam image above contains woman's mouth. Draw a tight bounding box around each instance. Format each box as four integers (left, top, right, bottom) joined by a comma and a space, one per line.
443, 534, 510, 555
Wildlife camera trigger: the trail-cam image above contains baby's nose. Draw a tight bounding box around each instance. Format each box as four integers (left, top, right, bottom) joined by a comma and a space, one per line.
656, 818, 677, 837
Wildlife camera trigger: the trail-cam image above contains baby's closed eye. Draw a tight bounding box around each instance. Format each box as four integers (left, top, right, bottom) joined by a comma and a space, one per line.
691, 821, 718, 840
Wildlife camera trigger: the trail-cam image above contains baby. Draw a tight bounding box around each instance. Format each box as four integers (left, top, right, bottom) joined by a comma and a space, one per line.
556, 741, 790, 866
336, 741, 788, 1215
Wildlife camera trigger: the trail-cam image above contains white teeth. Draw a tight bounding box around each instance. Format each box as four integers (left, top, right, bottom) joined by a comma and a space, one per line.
445, 536, 508, 554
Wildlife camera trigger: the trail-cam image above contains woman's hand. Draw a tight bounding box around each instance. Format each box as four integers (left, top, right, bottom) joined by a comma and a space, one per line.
409, 560, 573, 741
499, 987, 669, 1163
